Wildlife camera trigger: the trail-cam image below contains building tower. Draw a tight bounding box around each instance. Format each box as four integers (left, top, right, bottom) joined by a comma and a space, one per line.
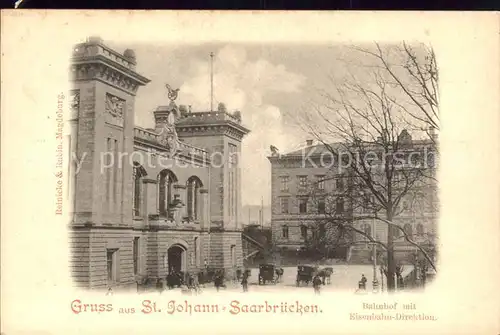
176, 104, 250, 277
68, 37, 150, 288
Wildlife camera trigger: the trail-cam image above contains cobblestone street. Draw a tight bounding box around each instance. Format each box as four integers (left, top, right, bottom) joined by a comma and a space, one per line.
155, 265, 414, 296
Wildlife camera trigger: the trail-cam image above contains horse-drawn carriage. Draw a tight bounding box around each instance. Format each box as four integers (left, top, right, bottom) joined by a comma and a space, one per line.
317, 267, 333, 285
258, 264, 276, 285
296, 265, 318, 286
258, 264, 285, 285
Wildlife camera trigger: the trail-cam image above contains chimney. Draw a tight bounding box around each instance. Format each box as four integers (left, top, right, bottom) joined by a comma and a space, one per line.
179, 105, 188, 117
218, 102, 227, 113
306, 139, 313, 146
87, 36, 103, 44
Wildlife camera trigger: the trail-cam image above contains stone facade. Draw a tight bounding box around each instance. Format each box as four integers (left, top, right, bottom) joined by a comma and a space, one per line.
268, 138, 438, 262
68, 37, 249, 290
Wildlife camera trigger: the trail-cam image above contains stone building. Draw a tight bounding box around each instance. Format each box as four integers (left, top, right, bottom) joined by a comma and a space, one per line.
67, 37, 249, 290
268, 134, 438, 264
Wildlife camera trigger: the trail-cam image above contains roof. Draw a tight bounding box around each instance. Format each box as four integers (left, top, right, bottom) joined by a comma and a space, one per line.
270, 139, 435, 160
283, 142, 346, 156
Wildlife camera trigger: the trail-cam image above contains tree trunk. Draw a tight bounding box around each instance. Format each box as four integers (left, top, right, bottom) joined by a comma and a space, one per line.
386, 211, 396, 292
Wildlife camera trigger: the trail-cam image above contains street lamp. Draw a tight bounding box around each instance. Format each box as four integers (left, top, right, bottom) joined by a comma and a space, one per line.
360, 190, 379, 293
371, 217, 379, 293
379, 265, 384, 292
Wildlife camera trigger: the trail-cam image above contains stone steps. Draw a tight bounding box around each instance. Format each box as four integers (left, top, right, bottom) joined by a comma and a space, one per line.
347, 247, 373, 265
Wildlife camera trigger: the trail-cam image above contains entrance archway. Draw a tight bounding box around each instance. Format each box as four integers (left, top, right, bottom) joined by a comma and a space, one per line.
166, 244, 187, 274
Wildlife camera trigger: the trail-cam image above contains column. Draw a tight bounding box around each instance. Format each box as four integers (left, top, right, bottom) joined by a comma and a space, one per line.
199, 189, 209, 230
173, 184, 187, 222
142, 178, 158, 225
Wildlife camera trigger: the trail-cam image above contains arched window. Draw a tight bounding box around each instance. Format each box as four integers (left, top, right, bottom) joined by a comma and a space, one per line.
416, 223, 424, 236
300, 225, 308, 240
158, 170, 178, 218
187, 176, 203, 221
132, 163, 147, 217
404, 224, 413, 237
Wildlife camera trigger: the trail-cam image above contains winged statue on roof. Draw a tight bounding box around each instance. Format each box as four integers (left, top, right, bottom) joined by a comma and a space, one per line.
165, 84, 180, 102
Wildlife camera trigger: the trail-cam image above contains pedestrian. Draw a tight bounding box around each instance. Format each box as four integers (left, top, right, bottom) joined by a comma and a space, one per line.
359, 274, 367, 290
191, 273, 200, 295
241, 270, 249, 292
313, 275, 322, 295
214, 271, 222, 292
106, 287, 113, 296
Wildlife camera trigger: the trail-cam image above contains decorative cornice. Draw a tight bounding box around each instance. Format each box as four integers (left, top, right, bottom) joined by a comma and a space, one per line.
142, 178, 158, 184
173, 184, 187, 190
199, 188, 209, 194
209, 228, 244, 233
70, 42, 150, 96
176, 123, 249, 142
133, 144, 210, 167
70, 62, 147, 96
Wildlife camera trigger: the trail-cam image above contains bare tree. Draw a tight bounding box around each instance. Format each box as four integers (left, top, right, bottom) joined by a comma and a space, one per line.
348, 42, 439, 142
294, 43, 438, 292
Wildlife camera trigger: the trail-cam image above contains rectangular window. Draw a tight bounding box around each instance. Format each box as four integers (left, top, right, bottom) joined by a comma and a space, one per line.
229, 143, 237, 165
230, 244, 236, 268
318, 199, 326, 214
362, 194, 373, 213
316, 175, 325, 190
298, 175, 308, 189
299, 197, 308, 214
336, 197, 344, 213
319, 223, 326, 237
280, 176, 289, 192
113, 139, 119, 210
312, 229, 318, 240
106, 138, 112, 207
282, 226, 289, 239
280, 197, 289, 214
233, 172, 236, 220
194, 237, 199, 267
106, 248, 118, 282
363, 194, 370, 208
301, 226, 308, 240
229, 171, 233, 219
133, 167, 141, 217
133, 237, 139, 275
336, 178, 344, 191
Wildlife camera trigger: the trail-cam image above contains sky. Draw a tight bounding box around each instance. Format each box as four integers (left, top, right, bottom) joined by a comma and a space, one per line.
108, 42, 424, 206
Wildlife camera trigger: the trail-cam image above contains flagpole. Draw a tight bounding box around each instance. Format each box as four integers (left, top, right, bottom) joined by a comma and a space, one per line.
210, 52, 214, 112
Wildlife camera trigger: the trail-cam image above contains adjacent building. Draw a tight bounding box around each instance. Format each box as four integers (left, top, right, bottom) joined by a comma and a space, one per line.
268, 133, 438, 264
67, 37, 249, 290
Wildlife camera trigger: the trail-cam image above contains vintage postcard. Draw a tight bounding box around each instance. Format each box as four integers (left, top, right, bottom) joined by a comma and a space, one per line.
1, 11, 499, 335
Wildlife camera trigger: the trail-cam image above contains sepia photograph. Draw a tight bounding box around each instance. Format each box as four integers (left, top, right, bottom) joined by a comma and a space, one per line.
68, 37, 438, 296
2, 11, 499, 335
